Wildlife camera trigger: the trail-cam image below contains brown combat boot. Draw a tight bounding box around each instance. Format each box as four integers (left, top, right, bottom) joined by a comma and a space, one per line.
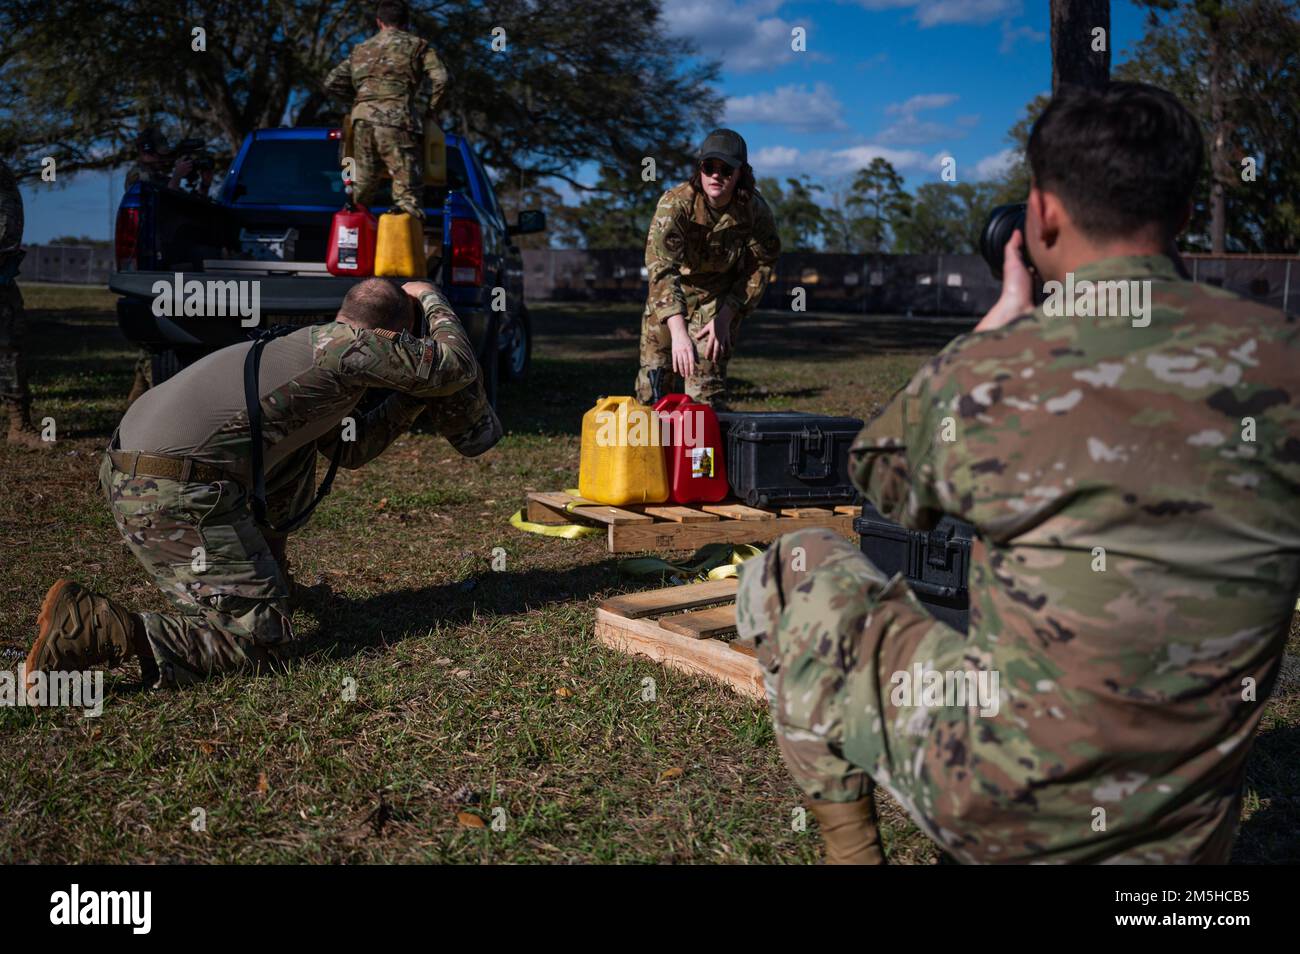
4, 397, 48, 449
26, 580, 148, 684
810, 797, 887, 865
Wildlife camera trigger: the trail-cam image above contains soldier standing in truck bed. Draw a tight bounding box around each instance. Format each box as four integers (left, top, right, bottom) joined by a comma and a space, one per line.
324, 0, 449, 220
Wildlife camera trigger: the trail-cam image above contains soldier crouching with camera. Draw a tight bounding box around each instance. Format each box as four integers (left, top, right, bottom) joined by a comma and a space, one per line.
27, 279, 501, 688
736, 81, 1300, 864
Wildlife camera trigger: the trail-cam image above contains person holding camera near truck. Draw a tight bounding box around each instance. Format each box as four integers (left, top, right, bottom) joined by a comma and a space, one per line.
25, 279, 500, 689
736, 81, 1300, 865
634, 128, 781, 410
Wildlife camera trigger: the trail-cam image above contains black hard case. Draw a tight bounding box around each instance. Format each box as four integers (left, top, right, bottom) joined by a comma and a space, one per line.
715, 411, 864, 509
853, 501, 976, 633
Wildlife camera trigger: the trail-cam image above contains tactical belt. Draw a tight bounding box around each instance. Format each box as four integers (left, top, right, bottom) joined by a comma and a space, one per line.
108, 448, 240, 485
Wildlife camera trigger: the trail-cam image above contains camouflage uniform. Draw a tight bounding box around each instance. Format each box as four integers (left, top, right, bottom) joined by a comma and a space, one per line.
123, 162, 172, 193
635, 181, 780, 408
105, 288, 480, 686
0, 158, 44, 447
324, 27, 449, 220
736, 255, 1300, 863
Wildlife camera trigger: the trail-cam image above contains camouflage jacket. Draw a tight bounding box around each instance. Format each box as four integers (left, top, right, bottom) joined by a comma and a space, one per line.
850, 254, 1300, 862
123, 162, 172, 193
0, 159, 23, 254
644, 181, 780, 323
119, 288, 478, 521
324, 28, 449, 132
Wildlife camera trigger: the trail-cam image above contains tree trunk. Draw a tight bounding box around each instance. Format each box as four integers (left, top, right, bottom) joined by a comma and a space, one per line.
1051, 0, 1111, 92
1208, 18, 1228, 253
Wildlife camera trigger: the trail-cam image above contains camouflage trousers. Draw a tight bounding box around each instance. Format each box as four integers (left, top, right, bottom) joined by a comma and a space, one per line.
352, 120, 424, 220
0, 283, 29, 402
99, 453, 294, 687
735, 528, 1239, 864
633, 297, 744, 408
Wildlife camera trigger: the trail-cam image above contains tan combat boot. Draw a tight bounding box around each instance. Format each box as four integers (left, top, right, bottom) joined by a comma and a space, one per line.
810, 797, 888, 865
26, 580, 148, 684
4, 397, 48, 450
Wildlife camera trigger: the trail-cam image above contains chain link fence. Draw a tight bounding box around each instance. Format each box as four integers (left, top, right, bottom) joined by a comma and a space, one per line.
18, 244, 1300, 319
522, 249, 1300, 318
18, 244, 116, 284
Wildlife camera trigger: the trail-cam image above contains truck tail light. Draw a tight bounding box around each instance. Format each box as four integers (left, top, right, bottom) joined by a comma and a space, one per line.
115, 206, 139, 271
449, 218, 482, 286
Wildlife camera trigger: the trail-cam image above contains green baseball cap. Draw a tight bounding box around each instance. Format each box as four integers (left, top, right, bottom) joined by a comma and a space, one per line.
698, 128, 747, 168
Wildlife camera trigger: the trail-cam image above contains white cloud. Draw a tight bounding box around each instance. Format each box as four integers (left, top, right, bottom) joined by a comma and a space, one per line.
879, 93, 967, 145
1000, 20, 1046, 54
971, 147, 1018, 181
887, 93, 959, 115
724, 83, 847, 132
752, 143, 946, 177
660, 0, 817, 72
852, 0, 1022, 27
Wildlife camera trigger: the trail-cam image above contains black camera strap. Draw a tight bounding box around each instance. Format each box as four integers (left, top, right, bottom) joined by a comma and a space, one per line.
243, 325, 342, 535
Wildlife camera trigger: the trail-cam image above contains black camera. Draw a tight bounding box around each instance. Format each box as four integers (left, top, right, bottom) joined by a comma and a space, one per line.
979, 202, 1034, 280
173, 138, 216, 173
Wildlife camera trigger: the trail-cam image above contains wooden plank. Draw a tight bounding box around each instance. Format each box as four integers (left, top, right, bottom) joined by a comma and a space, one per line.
834, 505, 861, 515
598, 578, 738, 620
779, 506, 833, 518
730, 638, 757, 657
569, 503, 652, 525
525, 491, 651, 526
525, 492, 572, 525
702, 503, 775, 521
595, 608, 764, 701
643, 505, 718, 523
608, 513, 855, 554
659, 604, 737, 640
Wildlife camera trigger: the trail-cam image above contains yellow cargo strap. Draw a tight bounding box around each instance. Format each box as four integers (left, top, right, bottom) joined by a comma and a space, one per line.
617, 542, 764, 584
508, 509, 601, 539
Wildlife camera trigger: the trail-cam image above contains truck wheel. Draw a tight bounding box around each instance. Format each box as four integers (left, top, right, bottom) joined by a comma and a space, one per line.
151, 349, 185, 386
499, 306, 532, 383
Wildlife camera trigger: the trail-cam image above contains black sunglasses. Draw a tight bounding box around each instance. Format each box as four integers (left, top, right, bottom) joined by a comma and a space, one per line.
700, 159, 735, 179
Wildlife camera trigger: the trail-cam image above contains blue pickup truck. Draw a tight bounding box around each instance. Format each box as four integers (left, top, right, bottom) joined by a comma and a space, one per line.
110, 126, 544, 405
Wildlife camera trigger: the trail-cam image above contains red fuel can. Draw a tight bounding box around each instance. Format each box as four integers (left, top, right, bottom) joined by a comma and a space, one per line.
326, 204, 377, 277
654, 394, 728, 504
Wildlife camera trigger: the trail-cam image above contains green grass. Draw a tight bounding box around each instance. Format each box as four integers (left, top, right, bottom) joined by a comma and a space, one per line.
0, 284, 1295, 864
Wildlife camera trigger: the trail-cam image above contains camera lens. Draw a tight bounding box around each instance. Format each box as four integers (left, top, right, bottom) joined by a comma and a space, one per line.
980, 202, 1030, 280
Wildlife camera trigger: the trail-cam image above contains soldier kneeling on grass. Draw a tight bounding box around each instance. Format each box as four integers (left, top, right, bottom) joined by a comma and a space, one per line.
737, 82, 1300, 864
27, 279, 501, 688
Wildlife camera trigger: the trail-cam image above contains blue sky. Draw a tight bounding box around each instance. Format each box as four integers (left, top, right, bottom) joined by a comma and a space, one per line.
22, 0, 1154, 243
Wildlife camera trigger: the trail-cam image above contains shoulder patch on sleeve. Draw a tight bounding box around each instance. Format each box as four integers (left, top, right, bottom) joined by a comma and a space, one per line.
417, 341, 435, 379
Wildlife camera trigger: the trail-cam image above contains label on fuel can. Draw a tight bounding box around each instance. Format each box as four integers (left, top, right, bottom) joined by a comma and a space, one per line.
691, 447, 714, 479
337, 225, 359, 269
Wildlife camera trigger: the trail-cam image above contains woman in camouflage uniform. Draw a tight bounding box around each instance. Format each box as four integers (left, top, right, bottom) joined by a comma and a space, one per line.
634, 129, 781, 409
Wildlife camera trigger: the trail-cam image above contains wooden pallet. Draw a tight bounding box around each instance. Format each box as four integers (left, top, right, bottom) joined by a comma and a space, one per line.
525, 490, 858, 553
594, 578, 765, 701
